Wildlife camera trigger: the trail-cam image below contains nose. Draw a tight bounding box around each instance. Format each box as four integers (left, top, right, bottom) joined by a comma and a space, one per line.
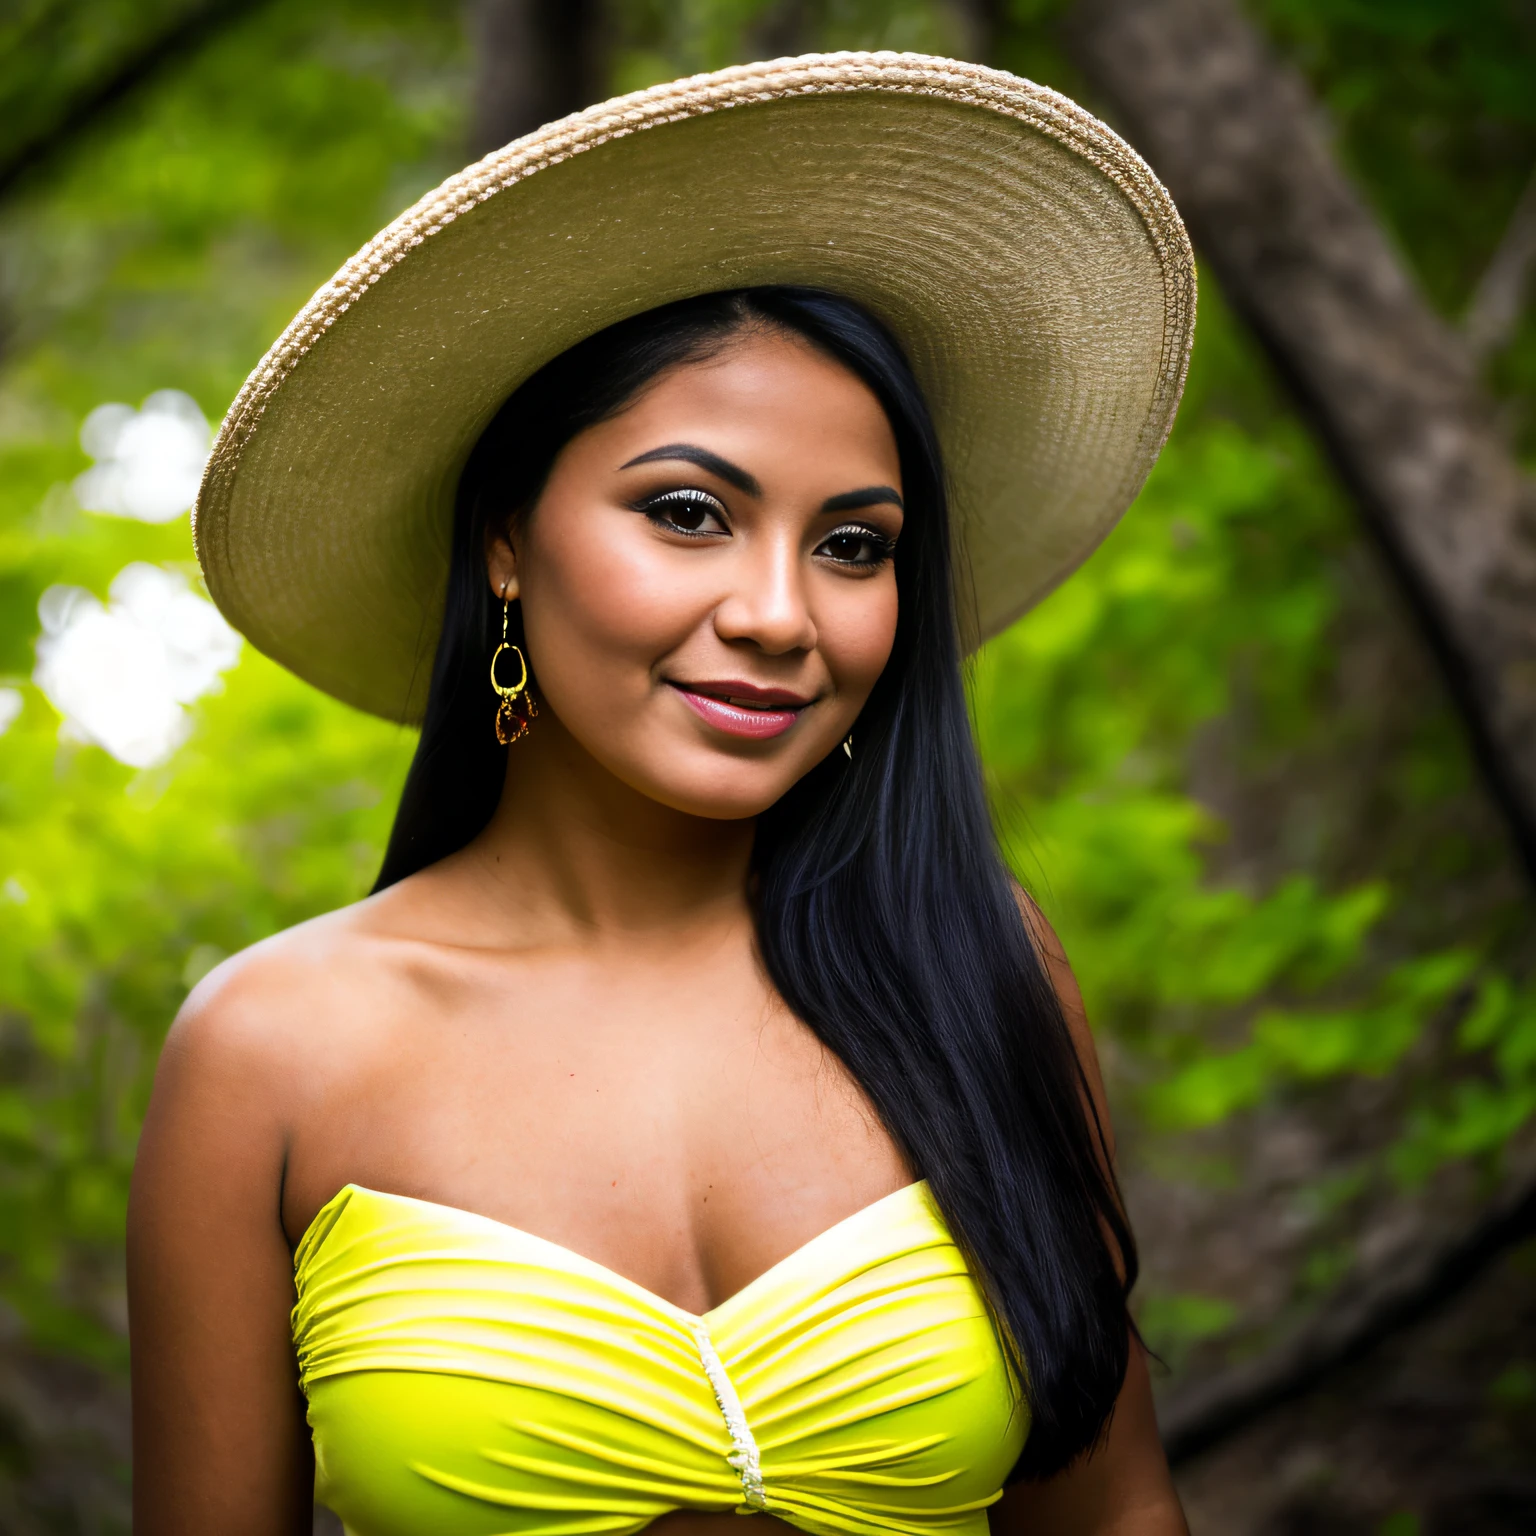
712, 530, 817, 656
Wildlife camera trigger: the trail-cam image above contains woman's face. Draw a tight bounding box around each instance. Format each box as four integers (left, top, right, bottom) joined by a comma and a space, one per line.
487, 327, 904, 821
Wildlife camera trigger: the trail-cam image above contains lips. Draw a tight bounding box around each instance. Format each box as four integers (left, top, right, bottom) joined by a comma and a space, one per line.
668, 680, 812, 740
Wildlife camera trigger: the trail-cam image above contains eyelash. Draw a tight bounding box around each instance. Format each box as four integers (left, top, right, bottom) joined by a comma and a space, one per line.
817, 523, 894, 570
635, 489, 895, 569
636, 487, 727, 536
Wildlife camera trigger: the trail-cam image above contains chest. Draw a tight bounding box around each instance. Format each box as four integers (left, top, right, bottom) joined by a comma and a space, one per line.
282, 941, 910, 1313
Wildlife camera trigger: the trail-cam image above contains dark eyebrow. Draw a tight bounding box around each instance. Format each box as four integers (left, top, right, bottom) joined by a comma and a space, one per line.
619, 443, 762, 497
821, 486, 904, 515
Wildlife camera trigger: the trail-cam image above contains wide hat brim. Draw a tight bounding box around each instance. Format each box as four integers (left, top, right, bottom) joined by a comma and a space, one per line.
193, 52, 1194, 725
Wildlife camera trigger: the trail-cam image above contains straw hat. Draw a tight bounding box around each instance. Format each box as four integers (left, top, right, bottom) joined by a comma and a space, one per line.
193, 52, 1194, 724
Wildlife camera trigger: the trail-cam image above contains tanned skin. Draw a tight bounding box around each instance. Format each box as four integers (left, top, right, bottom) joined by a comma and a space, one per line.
129, 328, 1187, 1535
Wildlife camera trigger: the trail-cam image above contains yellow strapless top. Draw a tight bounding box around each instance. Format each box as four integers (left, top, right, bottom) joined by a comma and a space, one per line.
292, 1180, 1027, 1536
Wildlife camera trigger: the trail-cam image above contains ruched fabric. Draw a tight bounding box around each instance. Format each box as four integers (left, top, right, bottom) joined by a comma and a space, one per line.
292, 1181, 1027, 1536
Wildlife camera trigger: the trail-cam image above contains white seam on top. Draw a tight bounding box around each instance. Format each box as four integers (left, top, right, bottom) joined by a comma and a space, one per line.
692, 1318, 767, 1511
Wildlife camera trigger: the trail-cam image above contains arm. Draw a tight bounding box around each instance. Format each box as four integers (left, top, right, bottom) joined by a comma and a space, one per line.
989, 1340, 1186, 1536
128, 958, 314, 1535
990, 899, 1189, 1536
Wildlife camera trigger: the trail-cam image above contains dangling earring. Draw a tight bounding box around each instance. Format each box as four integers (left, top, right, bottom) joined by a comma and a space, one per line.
842, 733, 854, 760
491, 583, 538, 745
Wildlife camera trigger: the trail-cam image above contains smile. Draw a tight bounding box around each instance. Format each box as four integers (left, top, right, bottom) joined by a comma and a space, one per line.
668, 681, 812, 740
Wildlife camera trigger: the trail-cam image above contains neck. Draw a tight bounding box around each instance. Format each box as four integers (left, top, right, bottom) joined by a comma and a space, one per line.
447, 711, 756, 947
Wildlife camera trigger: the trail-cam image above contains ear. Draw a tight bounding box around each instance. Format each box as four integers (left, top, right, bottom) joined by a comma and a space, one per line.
485, 528, 520, 602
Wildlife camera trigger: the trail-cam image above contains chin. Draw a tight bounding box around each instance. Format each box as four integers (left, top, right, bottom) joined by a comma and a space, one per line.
632, 755, 812, 822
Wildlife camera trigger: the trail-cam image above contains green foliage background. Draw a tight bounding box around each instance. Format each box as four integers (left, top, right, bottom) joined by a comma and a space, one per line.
0, 0, 1533, 1389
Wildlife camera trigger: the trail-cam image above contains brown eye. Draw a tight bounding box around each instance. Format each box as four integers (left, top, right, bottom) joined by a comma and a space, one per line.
818, 525, 893, 568
639, 488, 728, 536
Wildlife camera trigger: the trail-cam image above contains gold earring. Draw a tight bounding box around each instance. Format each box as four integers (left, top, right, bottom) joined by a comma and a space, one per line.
842, 733, 854, 760
491, 586, 537, 745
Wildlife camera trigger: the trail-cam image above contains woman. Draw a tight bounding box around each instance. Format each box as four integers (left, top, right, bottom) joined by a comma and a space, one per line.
130, 55, 1194, 1536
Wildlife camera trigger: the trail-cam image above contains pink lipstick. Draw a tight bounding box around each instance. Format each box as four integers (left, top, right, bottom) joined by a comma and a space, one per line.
669, 680, 812, 740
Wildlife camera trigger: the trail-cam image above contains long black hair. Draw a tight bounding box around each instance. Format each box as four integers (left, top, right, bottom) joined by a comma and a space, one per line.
375, 287, 1136, 1478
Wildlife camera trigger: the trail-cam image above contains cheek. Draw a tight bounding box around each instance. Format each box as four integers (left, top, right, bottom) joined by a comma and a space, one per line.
816, 575, 900, 700
517, 508, 699, 688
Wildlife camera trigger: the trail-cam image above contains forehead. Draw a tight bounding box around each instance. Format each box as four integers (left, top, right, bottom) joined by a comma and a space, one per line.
594, 330, 900, 471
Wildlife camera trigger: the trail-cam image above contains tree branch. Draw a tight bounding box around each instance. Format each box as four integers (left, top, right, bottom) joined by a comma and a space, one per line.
1159, 1162, 1536, 1464
1066, 0, 1536, 888
0, 0, 276, 204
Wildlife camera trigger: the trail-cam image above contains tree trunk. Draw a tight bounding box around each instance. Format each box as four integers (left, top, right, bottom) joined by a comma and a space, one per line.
466, 0, 606, 159
1067, 0, 1536, 883
945, 0, 1002, 65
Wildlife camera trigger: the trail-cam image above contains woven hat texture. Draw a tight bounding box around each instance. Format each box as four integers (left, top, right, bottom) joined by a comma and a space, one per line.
193, 52, 1195, 724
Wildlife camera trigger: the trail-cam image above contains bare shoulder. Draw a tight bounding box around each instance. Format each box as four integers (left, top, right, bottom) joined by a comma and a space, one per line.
132, 894, 433, 1277
1011, 885, 1087, 1019
149, 865, 500, 1159
160, 902, 395, 1098
1010, 883, 1114, 1156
